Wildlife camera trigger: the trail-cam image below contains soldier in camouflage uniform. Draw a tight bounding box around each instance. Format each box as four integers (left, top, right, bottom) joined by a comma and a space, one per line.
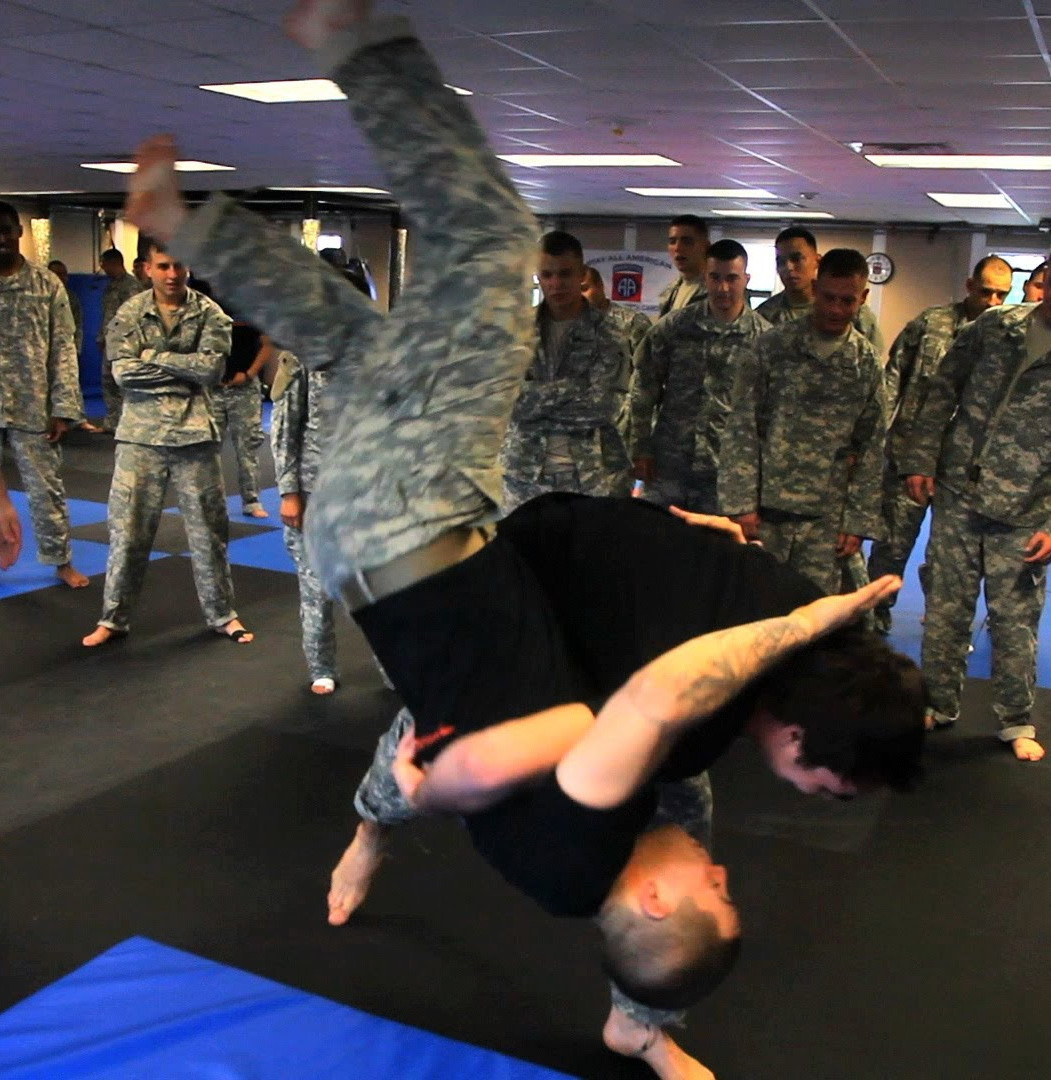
211, 316, 271, 517
0, 201, 88, 588
657, 215, 709, 316
47, 261, 83, 355
270, 349, 337, 692
631, 239, 770, 513
82, 241, 252, 646
582, 265, 650, 443
868, 256, 1014, 633
501, 230, 631, 508
720, 249, 887, 594
901, 271, 1051, 761
97, 248, 148, 434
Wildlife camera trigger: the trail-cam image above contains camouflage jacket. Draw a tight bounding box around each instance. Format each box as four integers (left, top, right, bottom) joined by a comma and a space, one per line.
719, 317, 888, 537
900, 303, 1051, 528
657, 277, 708, 317
501, 301, 631, 493
755, 293, 885, 357
603, 303, 652, 358
270, 352, 332, 496
62, 284, 84, 355
0, 259, 83, 430
107, 287, 231, 447
629, 301, 770, 482
884, 301, 972, 464
98, 270, 147, 348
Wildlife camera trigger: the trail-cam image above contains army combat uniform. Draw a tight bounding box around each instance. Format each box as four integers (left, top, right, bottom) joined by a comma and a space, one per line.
601, 303, 651, 442
0, 260, 83, 566
501, 300, 632, 509
719, 318, 887, 594
657, 277, 707, 317
98, 270, 147, 432
270, 352, 336, 685
629, 300, 770, 513
755, 292, 886, 357
99, 288, 238, 632
868, 302, 976, 627
901, 304, 1051, 741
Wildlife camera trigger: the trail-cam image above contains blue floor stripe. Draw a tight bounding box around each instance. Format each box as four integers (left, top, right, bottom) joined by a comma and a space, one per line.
0, 937, 577, 1080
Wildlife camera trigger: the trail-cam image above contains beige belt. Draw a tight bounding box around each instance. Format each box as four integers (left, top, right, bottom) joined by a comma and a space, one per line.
342, 526, 489, 611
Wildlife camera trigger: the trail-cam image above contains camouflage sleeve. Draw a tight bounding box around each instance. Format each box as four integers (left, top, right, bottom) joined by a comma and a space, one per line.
898, 319, 980, 478
270, 364, 307, 496
884, 317, 921, 410
717, 339, 764, 516
627, 322, 668, 459
512, 329, 626, 430
107, 304, 189, 394
47, 284, 84, 422
170, 193, 373, 373
841, 367, 889, 539
627, 312, 652, 357
149, 306, 231, 387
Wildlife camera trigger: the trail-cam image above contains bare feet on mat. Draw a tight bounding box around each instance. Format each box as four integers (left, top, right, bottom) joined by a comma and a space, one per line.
124, 134, 188, 243
1012, 736, 1044, 762
57, 563, 89, 588
245, 505, 269, 519
603, 1007, 716, 1080
285, 0, 372, 50
216, 619, 254, 644
328, 821, 388, 925
311, 677, 336, 695
82, 625, 124, 647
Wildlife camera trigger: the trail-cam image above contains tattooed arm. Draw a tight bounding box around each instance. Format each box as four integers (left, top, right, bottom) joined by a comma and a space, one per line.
556, 576, 901, 810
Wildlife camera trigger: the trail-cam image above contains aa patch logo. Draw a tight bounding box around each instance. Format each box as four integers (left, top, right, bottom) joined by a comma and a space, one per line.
611, 263, 643, 303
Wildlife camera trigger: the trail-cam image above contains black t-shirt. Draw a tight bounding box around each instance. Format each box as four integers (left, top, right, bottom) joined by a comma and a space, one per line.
224, 322, 262, 381
355, 493, 819, 917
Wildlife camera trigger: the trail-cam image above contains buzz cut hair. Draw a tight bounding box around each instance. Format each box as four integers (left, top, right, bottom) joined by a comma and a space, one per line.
100, 247, 125, 264
816, 247, 869, 281
971, 254, 1012, 278
540, 229, 584, 262
707, 238, 748, 265
774, 226, 818, 250
0, 200, 21, 227
669, 214, 708, 237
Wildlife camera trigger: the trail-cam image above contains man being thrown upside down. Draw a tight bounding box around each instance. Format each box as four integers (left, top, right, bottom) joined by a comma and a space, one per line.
123, 1, 926, 1076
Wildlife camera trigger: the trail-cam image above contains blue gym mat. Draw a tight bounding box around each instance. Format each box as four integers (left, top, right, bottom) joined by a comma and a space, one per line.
0, 937, 577, 1080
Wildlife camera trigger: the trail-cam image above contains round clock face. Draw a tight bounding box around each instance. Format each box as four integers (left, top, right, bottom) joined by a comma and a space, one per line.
866, 252, 894, 285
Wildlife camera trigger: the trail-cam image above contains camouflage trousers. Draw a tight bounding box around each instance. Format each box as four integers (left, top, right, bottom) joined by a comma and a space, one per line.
922, 486, 1045, 741
0, 427, 72, 565
100, 352, 123, 433
354, 706, 713, 1031
100, 441, 237, 632
757, 509, 839, 594
284, 522, 337, 682
868, 465, 929, 611
504, 462, 582, 511
212, 379, 265, 510
644, 473, 719, 514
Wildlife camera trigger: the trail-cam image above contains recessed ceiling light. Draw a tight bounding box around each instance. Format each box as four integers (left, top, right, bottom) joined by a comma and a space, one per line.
81, 161, 235, 174
498, 154, 681, 167
927, 192, 1014, 209
0, 189, 85, 195
710, 209, 833, 219
269, 186, 389, 195
868, 154, 1051, 170
201, 79, 471, 103
626, 187, 776, 198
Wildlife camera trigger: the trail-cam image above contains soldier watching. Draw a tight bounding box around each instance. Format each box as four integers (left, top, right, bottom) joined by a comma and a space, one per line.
658, 215, 709, 316
97, 247, 148, 433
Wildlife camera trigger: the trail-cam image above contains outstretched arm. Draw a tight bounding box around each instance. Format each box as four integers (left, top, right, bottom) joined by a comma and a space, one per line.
556, 576, 902, 810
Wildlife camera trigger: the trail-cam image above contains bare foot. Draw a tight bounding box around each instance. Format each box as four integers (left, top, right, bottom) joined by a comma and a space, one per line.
602, 1007, 715, 1080
216, 619, 254, 644
57, 563, 89, 588
328, 821, 389, 925
284, 0, 372, 50
311, 677, 336, 695
79, 421, 104, 433
1012, 736, 1045, 762
245, 506, 269, 519
924, 710, 955, 732
82, 625, 124, 647
125, 134, 188, 243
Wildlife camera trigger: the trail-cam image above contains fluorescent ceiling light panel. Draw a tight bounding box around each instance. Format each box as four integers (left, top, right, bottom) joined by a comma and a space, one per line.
710, 209, 833, 219
927, 192, 1013, 209
81, 161, 234, 174
0, 189, 84, 195
202, 79, 471, 102
269, 186, 389, 195
498, 154, 681, 167
626, 187, 776, 198
868, 154, 1051, 170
